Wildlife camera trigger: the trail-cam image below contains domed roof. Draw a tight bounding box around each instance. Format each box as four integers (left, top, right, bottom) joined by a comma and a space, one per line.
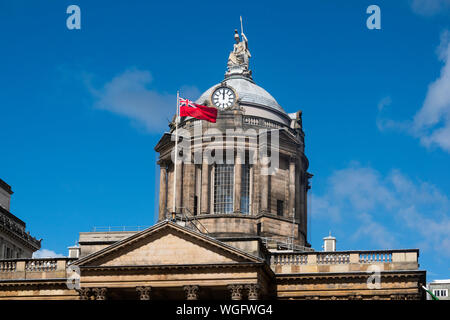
196, 76, 286, 115
194, 28, 292, 126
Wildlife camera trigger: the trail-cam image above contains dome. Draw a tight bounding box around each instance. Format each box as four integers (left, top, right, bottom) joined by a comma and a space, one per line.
196, 76, 291, 125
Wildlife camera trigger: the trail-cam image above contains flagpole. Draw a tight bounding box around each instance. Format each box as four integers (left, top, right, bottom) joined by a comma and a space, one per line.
172, 91, 180, 219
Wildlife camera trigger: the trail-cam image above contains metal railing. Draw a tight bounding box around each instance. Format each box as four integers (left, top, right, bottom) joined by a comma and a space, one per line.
167, 207, 209, 235
92, 226, 150, 232
261, 237, 314, 253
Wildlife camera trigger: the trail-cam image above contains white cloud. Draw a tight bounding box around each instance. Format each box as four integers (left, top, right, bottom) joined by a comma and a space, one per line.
312, 164, 450, 255
412, 31, 450, 151
377, 96, 391, 112
88, 68, 199, 133
310, 194, 341, 222
351, 213, 397, 249
33, 249, 65, 258
377, 31, 450, 153
410, 0, 450, 16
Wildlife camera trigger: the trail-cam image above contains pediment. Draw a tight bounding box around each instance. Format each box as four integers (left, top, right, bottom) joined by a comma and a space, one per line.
75, 221, 262, 267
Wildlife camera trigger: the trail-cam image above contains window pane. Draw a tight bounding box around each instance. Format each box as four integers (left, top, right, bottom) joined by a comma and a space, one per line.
214, 164, 234, 214
241, 164, 250, 214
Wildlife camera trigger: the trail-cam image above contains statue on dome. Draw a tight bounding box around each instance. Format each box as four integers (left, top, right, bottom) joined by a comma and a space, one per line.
227, 29, 251, 68
225, 17, 252, 79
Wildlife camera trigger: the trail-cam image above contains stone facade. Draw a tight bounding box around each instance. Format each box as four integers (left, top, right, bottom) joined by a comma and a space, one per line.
427, 280, 450, 300
155, 93, 311, 248
0, 179, 40, 259
0, 222, 425, 300
0, 29, 428, 300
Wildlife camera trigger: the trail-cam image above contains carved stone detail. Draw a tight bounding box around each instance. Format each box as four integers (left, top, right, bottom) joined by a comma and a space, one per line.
245, 284, 260, 300
136, 286, 152, 300
184, 285, 200, 300
228, 284, 244, 300
92, 287, 108, 300
77, 288, 91, 300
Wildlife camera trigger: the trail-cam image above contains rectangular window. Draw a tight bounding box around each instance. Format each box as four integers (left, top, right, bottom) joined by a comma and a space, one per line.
214, 164, 234, 214
277, 200, 284, 217
433, 289, 448, 297
241, 164, 251, 214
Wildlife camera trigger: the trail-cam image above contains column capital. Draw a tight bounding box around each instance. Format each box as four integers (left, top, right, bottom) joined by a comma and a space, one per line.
184, 285, 200, 300
136, 286, 152, 300
92, 287, 108, 300
157, 159, 170, 167
77, 288, 91, 300
289, 156, 298, 163
227, 284, 244, 300
245, 284, 260, 300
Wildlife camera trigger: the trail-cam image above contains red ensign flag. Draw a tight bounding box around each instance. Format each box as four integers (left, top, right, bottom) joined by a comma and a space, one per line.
179, 98, 218, 123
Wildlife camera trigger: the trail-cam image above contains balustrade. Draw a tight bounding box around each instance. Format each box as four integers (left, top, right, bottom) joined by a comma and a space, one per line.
271, 254, 308, 265
359, 251, 392, 263
317, 253, 350, 264
26, 259, 57, 271
0, 260, 16, 272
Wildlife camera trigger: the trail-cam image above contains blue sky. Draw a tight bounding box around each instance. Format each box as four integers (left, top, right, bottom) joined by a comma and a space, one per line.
0, 0, 449, 280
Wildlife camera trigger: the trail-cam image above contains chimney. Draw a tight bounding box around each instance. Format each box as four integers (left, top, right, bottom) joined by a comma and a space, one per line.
68, 245, 80, 258
323, 231, 336, 252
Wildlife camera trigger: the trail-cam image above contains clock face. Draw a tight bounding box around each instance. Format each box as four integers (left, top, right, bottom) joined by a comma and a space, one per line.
211, 87, 236, 109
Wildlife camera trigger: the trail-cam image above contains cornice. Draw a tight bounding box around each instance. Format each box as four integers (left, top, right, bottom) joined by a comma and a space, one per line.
79, 262, 265, 272
0, 278, 68, 287
0, 224, 41, 250
276, 270, 427, 283
0, 179, 13, 195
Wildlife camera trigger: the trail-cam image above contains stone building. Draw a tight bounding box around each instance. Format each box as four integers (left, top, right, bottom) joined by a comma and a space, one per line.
0, 29, 426, 300
427, 280, 450, 300
0, 179, 40, 259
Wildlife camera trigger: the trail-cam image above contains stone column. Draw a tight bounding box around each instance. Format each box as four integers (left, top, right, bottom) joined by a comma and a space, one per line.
184, 285, 200, 300
200, 163, 209, 214
295, 163, 301, 220
228, 284, 243, 300
260, 158, 269, 213
175, 162, 183, 213
77, 288, 91, 300
245, 284, 260, 300
182, 163, 195, 215
158, 163, 168, 221
234, 161, 242, 213
288, 159, 296, 218
92, 287, 108, 300
136, 286, 152, 300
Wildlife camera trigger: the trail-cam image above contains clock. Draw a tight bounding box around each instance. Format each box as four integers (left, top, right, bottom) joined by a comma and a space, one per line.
211, 86, 236, 109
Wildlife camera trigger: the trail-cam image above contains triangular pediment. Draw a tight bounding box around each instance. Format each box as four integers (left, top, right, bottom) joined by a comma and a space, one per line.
75, 221, 262, 267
